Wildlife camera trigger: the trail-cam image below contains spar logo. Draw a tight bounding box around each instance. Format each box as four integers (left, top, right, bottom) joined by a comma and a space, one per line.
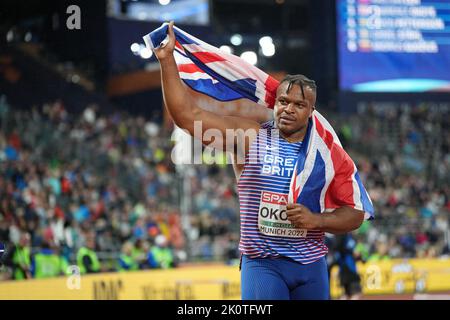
260, 191, 288, 221
258, 191, 306, 238
261, 191, 288, 205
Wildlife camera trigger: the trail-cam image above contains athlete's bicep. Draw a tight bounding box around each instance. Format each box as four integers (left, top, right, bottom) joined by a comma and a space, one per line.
188, 107, 260, 154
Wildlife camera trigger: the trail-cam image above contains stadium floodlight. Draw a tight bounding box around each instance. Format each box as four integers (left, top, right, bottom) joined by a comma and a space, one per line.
139, 47, 153, 59
230, 34, 243, 46
240, 51, 257, 65
159, 0, 171, 5
261, 43, 276, 57
24, 32, 32, 42
6, 30, 13, 42
259, 36, 273, 47
71, 74, 80, 84
219, 45, 233, 54
259, 36, 275, 57
130, 43, 140, 54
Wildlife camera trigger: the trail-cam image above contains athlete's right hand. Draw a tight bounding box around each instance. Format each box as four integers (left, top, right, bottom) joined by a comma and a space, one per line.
154, 21, 176, 61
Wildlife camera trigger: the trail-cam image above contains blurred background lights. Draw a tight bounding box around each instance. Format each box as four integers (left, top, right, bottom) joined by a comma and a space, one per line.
130, 43, 140, 54
6, 30, 14, 42
139, 47, 153, 59
24, 32, 32, 42
259, 36, 276, 57
261, 43, 276, 57
240, 51, 257, 65
230, 34, 243, 46
259, 36, 273, 47
219, 45, 233, 54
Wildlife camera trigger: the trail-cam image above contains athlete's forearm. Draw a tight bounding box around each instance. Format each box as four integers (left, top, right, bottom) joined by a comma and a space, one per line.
316, 207, 364, 234
159, 55, 197, 129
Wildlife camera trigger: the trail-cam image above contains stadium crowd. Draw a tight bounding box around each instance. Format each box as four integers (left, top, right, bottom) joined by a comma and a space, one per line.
0, 95, 449, 280
328, 103, 450, 262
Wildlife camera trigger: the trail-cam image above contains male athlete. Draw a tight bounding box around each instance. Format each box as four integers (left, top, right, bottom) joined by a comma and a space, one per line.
154, 22, 369, 300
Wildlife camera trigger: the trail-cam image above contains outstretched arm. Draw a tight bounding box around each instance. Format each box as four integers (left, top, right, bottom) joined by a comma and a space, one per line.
154, 22, 260, 152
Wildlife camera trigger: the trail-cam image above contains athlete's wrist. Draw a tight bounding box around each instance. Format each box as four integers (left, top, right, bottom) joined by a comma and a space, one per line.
316, 214, 325, 230
158, 53, 176, 65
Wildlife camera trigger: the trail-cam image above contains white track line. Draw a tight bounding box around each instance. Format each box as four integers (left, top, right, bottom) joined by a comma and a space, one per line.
414, 294, 450, 300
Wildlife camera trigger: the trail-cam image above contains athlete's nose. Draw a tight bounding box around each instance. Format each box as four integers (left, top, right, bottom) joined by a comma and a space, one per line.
284, 103, 295, 114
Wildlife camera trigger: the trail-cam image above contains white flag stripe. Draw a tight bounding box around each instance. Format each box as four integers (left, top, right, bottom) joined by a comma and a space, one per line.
351, 165, 363, 211
314, 111, 343, 147
174, 52, 193, 64
180, 72, 218, 83
182, 43, 269, 83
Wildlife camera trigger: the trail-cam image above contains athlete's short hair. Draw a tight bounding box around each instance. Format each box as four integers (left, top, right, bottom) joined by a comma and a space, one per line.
279, 74, 317, 99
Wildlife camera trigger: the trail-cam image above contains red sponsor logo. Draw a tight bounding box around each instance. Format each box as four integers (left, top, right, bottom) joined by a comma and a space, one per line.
261, 191, 288, 205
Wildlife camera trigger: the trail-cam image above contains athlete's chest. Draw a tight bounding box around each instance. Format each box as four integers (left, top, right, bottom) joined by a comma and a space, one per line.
244, 137, 302, 179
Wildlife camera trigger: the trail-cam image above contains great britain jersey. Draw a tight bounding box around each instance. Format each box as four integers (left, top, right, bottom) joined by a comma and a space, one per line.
238, 121, 329, 264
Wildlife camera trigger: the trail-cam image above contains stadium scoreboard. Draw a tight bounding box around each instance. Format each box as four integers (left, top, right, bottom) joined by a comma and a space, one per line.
337, 0, 450, 92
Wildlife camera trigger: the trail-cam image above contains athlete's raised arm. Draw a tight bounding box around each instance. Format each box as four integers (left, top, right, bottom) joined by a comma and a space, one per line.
154, 22, 260, 153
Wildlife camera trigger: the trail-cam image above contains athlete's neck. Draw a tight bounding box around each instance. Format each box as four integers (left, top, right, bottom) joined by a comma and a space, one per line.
280, 128, 306, 143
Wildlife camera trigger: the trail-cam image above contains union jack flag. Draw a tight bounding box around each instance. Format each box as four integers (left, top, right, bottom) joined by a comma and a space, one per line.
144, 23, 374, 219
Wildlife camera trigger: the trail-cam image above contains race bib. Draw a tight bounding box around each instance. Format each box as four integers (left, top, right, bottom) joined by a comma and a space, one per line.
258, 191, 307, 238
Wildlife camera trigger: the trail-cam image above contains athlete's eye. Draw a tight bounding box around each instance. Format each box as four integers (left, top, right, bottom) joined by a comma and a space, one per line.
279, 99, 288, 105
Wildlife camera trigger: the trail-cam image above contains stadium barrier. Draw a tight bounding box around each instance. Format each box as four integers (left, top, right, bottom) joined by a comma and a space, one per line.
330, 258, 450, 298
1, 258, 449, 299
0, 264, 241, 300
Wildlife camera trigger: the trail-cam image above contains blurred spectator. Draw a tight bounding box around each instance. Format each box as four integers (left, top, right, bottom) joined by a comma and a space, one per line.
31, 241, 68, 279
131, 239, 149, 269
333, 233, 362, 300
76, 232, 100, 274
0, 99, 448, 281
11, 232, 32, 280
149, 235, 174, 269
118, 241, 139, 272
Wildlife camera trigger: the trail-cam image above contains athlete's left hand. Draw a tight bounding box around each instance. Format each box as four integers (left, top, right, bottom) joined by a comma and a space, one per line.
286, 203, 322, 230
